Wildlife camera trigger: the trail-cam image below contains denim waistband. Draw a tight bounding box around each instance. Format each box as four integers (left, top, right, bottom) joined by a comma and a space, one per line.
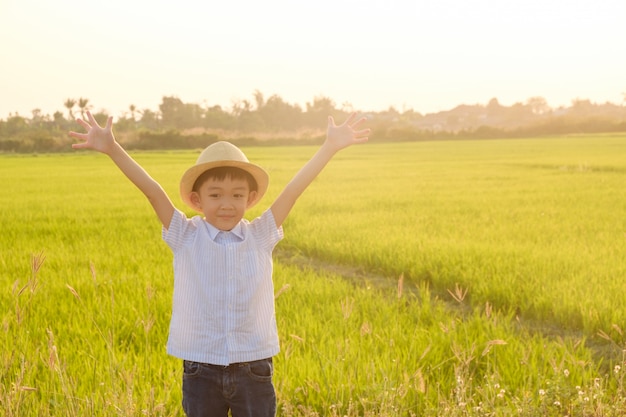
185, 358, 271, 369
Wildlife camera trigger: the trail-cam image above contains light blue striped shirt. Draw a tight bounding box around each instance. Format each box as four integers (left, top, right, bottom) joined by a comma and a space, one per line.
163, 208, 283, 365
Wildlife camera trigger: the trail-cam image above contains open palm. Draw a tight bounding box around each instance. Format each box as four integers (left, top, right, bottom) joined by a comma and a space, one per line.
326, 112, 370, 151
69, 111, 115, 154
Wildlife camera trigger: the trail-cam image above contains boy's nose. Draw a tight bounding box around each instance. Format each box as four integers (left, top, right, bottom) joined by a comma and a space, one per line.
220, 200, 235, 209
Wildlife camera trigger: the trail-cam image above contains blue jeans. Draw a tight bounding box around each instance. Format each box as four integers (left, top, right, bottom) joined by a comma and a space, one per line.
182, 358, 276, 417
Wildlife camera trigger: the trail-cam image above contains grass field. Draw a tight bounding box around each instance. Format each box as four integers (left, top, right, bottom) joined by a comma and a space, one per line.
1, 135, 626, 416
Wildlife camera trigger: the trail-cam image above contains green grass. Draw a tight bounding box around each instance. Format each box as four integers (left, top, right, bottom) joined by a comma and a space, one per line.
1, 136, 626, 415
283, 136, 626, 334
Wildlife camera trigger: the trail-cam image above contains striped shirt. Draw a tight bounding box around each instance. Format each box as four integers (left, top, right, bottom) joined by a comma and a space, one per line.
162, 208, 283, 366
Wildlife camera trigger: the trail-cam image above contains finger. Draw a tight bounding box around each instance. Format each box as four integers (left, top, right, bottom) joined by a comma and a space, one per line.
327, 115, 335, 127
75, 118, 91, 130
350, 116, 367, 128
105, 116, 113, 130
68, 131, 87, 140
71, 142, 88, 149
353, 128, 370, 137
86, 111, 98, 126
343, 112, 357, 126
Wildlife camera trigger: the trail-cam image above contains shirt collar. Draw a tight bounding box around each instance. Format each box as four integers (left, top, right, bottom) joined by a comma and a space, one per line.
204, 220, 244, 241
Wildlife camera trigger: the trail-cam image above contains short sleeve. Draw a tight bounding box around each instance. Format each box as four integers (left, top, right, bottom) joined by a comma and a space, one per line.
249, 208, 284, 251
162, 209, 197, 252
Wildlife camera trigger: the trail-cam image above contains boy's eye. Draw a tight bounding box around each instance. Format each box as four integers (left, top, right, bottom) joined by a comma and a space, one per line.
234, 194, 244, 198
209, 194, 220, 198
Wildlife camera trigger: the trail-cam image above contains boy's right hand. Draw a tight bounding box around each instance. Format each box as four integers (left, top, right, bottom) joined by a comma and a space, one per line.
69, 111, 116, 154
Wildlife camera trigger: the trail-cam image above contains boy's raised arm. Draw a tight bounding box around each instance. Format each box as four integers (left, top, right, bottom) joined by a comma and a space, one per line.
70, 111, 175, 229
270, 113, 369, 228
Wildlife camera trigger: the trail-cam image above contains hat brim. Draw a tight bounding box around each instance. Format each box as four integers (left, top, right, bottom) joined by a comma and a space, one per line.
179, 160, 269, 212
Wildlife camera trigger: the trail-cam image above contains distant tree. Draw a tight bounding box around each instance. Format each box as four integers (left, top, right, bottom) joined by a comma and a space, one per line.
201, 105, 233, 130
257, 94, 303, 131
4, 114, 28, 135
184, 103, 204, 128
384, 106, 400, 118
231, 99, 252, 117
486, 97, 501, 111
400, 108, 423, 121
229, 98, 264, 131
30, 109, 48, 128
139, 108, 160, 130
570, 98, 594, 117
253, 90, 265, 111
306, 96, 336, 115
53, 111, 64, 122
485, 98, 506, 121
507, 102, 534, 125
159, 96, 186, 128
77, 97, 90, 119
63, 98, 76, 120
304, 96, 338, 127
158, 97, 207, 129
526, 96, 550, 115
53, 111, 65, 129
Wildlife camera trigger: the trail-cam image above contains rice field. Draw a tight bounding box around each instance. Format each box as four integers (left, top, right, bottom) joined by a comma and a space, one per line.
1, 135, 626, 415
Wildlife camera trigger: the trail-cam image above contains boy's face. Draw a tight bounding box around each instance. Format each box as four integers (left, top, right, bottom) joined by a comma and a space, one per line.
189, 176, 257, 231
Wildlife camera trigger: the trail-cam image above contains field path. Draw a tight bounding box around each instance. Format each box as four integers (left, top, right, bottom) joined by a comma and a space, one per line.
274, 247, 622, 366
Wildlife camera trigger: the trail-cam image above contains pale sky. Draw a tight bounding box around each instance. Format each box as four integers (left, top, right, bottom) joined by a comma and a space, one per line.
1, 0, 625, 119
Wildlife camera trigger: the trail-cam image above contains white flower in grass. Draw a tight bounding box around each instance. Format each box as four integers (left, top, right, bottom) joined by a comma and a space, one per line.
615, 365, 621, 374
563, 369, 570, 377
539, 389, 546, 396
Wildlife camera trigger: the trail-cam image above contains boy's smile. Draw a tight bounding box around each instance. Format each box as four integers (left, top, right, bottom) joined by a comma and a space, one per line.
190, 176, 257, 231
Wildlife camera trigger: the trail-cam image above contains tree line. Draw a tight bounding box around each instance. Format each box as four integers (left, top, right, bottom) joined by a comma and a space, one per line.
1, 92, 625, 153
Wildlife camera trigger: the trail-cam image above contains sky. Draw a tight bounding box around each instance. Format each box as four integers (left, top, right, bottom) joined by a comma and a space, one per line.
1, 0, 625, 119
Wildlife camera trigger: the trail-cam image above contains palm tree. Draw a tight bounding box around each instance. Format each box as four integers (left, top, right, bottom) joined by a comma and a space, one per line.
63, 98, 76, 120
77, 97, 90, 119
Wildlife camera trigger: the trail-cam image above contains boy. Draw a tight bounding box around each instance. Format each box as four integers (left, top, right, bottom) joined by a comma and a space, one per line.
69, 111, 369, 417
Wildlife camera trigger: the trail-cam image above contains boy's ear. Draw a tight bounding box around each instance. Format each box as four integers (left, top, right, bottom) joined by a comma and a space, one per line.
189, 192, 202, 210
246, 190, 258, 208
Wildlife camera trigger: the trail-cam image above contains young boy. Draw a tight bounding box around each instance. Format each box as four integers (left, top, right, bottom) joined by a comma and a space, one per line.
69, 111, 369, 417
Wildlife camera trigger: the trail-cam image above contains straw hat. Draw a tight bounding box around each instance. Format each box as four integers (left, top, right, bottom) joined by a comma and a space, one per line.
179, 141, 269, 210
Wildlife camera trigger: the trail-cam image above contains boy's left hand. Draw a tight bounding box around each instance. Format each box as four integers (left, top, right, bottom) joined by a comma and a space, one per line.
326, 113, 370, 152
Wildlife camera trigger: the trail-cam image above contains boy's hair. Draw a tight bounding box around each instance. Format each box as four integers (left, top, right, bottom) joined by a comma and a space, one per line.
192, 166, 258, 193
